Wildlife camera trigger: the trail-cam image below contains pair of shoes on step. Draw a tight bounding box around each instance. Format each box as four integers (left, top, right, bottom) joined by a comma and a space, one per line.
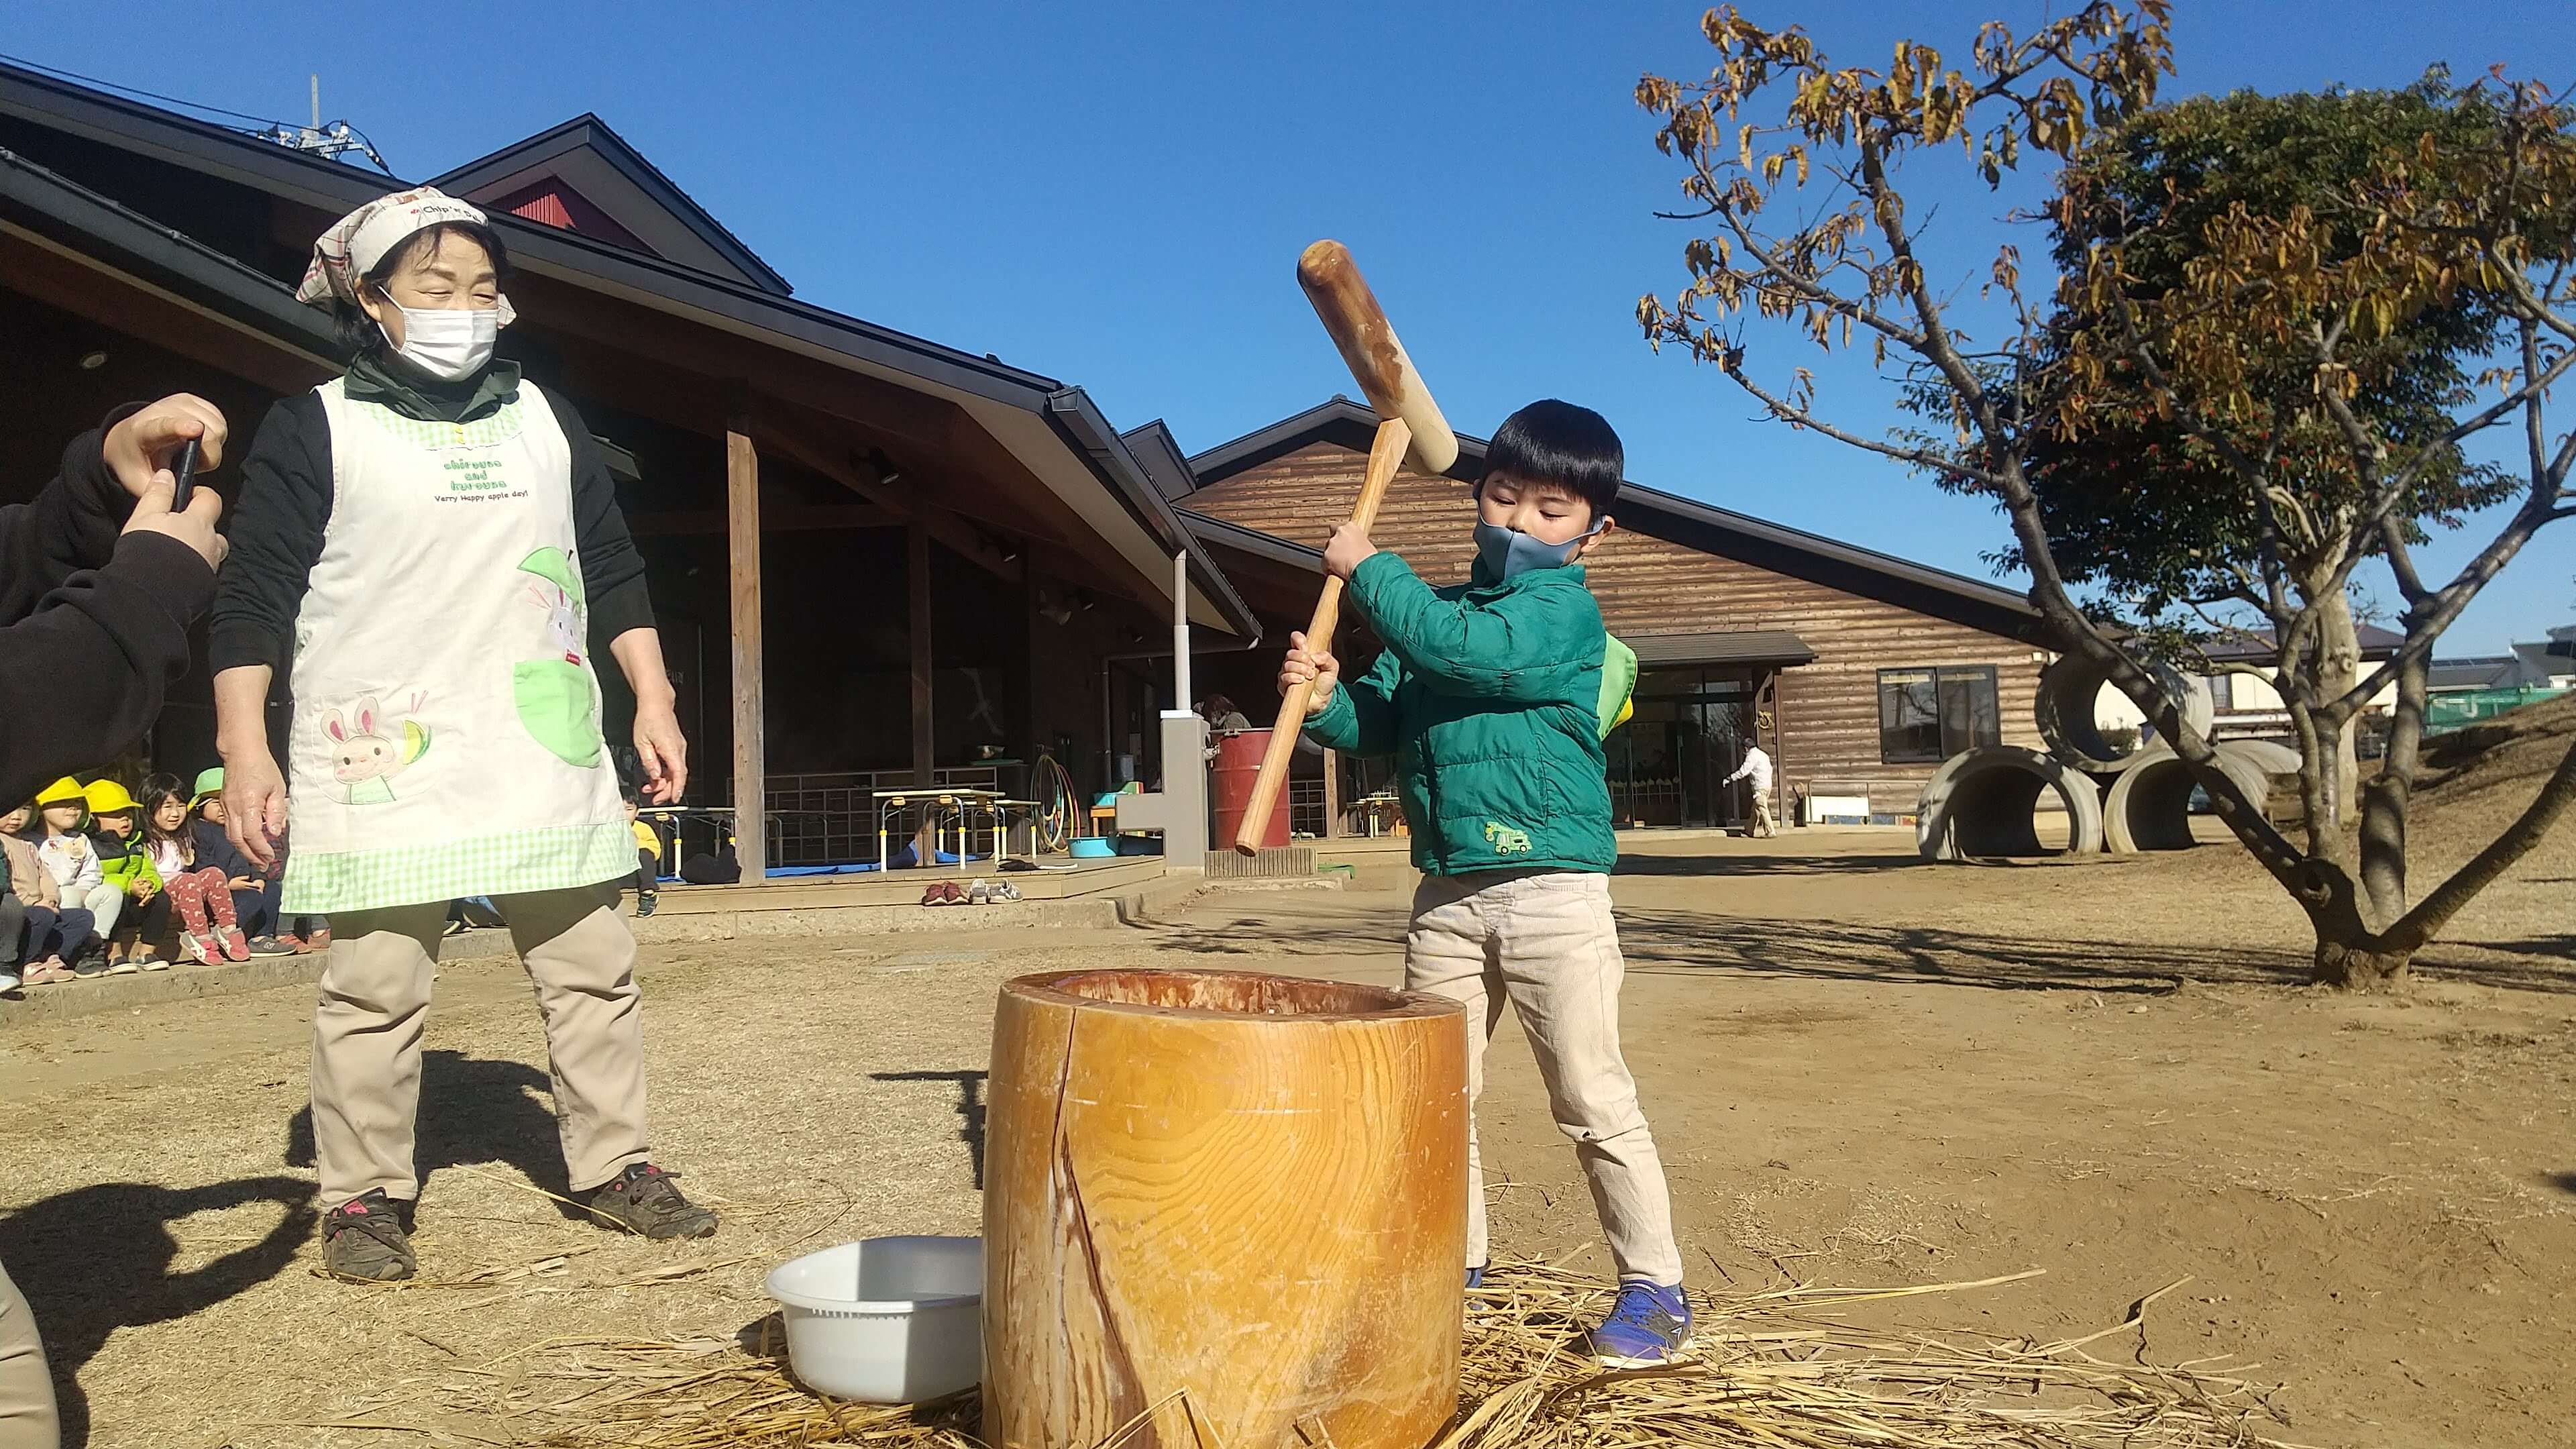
920, 879, 1022, 906
323, 1164, 719, 1283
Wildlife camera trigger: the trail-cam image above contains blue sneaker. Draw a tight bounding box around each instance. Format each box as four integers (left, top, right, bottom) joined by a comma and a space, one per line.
1589, 1281, 1693, 1366
1465, 1264, 1487, 1291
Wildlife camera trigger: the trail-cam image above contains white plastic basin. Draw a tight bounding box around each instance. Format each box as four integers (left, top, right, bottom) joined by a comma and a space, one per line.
765, 1236, 983, 1403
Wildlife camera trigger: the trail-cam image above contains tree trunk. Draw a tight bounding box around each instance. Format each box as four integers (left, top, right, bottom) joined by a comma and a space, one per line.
2312, 933, 2413, 991
2315, 590, 2364, 830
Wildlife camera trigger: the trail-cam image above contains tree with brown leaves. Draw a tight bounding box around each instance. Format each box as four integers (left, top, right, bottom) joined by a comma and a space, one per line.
1636, 2, 2576, 989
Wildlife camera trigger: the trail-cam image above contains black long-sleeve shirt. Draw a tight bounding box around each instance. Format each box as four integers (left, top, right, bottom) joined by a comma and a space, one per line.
0, 411, 215, 805
207, 384, 655, 675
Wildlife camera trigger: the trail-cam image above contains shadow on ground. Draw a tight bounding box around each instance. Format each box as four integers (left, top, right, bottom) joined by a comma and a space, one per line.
869, 1070, 987, 1189
286, 1049, 575, 1202
1157, 873, 2576, 996
1, 1177, 313, 1446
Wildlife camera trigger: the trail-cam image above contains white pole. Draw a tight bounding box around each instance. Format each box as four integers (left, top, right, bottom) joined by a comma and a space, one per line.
1171, 550, 1192, 713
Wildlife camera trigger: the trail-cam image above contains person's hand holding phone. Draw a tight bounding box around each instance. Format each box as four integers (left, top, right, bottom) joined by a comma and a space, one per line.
108, 394, 229, 572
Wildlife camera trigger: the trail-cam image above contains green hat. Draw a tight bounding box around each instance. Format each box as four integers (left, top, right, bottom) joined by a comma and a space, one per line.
190, 767, 224, 808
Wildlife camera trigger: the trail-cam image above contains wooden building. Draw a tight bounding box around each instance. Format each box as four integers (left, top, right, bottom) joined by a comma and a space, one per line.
1163, 400, 2055, 828
0, 62, 1252, 871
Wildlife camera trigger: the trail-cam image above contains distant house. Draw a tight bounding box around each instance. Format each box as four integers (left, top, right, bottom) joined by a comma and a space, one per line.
2424, 625, 2576, 731
1157, 398, 2057, 830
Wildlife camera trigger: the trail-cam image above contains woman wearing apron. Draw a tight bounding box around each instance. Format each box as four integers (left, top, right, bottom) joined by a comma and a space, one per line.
211, 189, 716, 1283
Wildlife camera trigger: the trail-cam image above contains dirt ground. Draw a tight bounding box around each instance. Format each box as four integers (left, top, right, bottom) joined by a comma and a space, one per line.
2, 809, 2571, 1448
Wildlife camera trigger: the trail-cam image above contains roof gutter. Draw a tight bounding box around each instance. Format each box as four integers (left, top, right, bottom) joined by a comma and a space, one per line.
0, 144, 339, 364
1043, 389, 1261, 643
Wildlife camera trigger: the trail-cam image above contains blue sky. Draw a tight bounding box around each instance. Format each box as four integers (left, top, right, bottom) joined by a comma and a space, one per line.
13, 2, 2575, 651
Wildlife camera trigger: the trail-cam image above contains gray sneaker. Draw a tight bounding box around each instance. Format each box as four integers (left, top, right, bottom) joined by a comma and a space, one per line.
586, 1163, 718, 1240
322, 1189, 417, 1282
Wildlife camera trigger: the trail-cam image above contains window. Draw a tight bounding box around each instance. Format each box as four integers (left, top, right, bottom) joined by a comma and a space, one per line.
1878, 666, 2000, 763
2205, 674, 2234, 710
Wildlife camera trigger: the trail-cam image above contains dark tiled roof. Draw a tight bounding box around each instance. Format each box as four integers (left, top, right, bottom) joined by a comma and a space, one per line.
1185, 398, 2047, 645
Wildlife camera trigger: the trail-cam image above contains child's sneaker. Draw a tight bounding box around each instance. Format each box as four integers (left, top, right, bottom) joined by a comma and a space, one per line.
305, 924, 333, 952
1589, 1281, 1693, 1367
180, 929, 221, 965
104, 955, 140, 976
139, 955, 170, 972
248, 935, 296, 957
636, 891, 658, 918
221, 926, 251, 961
586, 1163, 718, 1240
1465, 1264, 1487, 1291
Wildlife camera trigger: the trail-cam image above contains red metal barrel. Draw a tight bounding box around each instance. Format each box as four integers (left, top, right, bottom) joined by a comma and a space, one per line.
1211, 728, 1290, 849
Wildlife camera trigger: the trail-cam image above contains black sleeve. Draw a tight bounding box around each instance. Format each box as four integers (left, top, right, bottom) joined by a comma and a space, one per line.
0, 531, 213, 806
545, 390, 655, 647
0, 405, 146, 625
207, 394, 333, 675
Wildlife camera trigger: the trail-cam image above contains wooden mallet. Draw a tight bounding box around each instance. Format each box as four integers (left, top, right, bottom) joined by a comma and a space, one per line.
1232, 241, 1458, 855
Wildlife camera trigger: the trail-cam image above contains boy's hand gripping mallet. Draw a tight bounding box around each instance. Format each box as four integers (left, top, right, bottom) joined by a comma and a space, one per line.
1233, 241, 1459, 855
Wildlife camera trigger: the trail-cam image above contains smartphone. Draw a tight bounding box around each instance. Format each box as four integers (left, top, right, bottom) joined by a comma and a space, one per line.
170, 437, 201, 512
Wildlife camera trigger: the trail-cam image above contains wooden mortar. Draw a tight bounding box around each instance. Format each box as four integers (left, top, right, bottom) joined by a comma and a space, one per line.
982, 968, 1468, 1449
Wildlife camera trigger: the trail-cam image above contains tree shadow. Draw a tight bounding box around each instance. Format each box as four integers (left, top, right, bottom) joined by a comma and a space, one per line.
869, 1071, 987, 1189
2545, 1172, 2576, 1197
0, 1176, 313, 1446
1152, 897, 2576, 997
1611, 851, 1936, 877
286, 1049, 577, 1207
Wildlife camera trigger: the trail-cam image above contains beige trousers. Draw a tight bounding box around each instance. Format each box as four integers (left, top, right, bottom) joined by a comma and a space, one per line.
311, 883, 650, 1204
1750, 792, 1776, 837
1406, 869, 1683, 1285
0, 1260, 55, 1449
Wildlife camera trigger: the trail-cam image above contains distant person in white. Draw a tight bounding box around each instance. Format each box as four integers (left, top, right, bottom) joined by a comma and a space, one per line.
1723, 743, 1775, 837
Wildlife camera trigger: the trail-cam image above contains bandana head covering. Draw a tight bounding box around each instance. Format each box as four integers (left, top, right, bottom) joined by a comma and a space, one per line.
296, 186, 517, 327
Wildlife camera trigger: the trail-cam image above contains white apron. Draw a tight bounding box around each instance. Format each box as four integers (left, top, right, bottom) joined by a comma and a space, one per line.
282, 376, 634, 913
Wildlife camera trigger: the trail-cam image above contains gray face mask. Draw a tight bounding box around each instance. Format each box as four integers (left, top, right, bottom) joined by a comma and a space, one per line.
1474, 517, 1605, 580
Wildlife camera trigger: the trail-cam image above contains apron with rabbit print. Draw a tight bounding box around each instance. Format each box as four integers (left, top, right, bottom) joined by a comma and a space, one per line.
282, 376, 633, 913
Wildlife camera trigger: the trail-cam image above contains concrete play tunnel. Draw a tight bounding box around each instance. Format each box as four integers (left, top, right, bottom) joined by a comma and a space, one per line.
2100, 745, 2277, 853
1914, 746, 2105, 861
2031, 653, 2213, 770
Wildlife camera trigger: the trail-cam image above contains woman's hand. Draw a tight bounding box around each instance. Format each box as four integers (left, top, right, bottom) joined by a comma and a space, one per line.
223, 751, 290, 871
635, 702, 688, 805
1279, 630, 1340, 717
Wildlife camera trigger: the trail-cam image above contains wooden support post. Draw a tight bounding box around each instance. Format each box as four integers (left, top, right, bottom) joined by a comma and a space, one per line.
910, 522, 937, 861
1322, 747, 1343, 839
726, 426, 767, 880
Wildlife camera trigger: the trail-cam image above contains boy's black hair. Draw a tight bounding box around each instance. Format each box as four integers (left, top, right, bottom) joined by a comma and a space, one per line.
333, 221, 515, 360
1480, 400, 1623, 519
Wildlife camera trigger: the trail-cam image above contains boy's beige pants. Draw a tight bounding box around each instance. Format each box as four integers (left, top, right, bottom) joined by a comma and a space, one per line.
311, 883, 651, 1205
1407, 869, 1684, 1285
0, 1259, 54, 1449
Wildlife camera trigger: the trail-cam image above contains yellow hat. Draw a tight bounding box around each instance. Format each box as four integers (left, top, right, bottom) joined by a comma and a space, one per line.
34, 777, 85, 808
83, 779, 137, 815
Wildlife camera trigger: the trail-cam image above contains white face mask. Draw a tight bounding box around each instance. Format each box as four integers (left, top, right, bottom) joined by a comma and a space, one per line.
379, 302, 498, 382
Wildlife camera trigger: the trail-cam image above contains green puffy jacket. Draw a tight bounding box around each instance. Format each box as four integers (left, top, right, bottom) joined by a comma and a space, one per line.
93, 831, 163, 896
1306, 551, 1634, 876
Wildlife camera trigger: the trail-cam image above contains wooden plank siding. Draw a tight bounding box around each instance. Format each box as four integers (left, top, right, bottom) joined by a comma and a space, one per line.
1187, 442, 2045, 816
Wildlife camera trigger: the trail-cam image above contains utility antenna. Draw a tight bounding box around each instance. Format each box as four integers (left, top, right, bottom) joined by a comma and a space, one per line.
256, 72, 390, 172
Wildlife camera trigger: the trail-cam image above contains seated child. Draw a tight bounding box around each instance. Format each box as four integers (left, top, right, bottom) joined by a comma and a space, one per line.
627, 794, 662, 918
33, 777, 120, 975
139, 775, 250, 963
1280, 400, 1690, 1366
83, 779, 169, 972
3, 802, 95, 985
170, 773, 297, 955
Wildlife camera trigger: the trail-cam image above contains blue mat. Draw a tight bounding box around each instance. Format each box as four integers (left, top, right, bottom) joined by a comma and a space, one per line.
761, 850, 988, 879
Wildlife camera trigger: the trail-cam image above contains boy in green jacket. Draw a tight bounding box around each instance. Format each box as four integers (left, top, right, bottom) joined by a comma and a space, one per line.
1281, 400, 1688, 1365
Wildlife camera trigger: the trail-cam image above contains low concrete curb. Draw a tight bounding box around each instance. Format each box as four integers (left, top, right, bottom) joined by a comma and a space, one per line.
0, 929, 517, 1029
